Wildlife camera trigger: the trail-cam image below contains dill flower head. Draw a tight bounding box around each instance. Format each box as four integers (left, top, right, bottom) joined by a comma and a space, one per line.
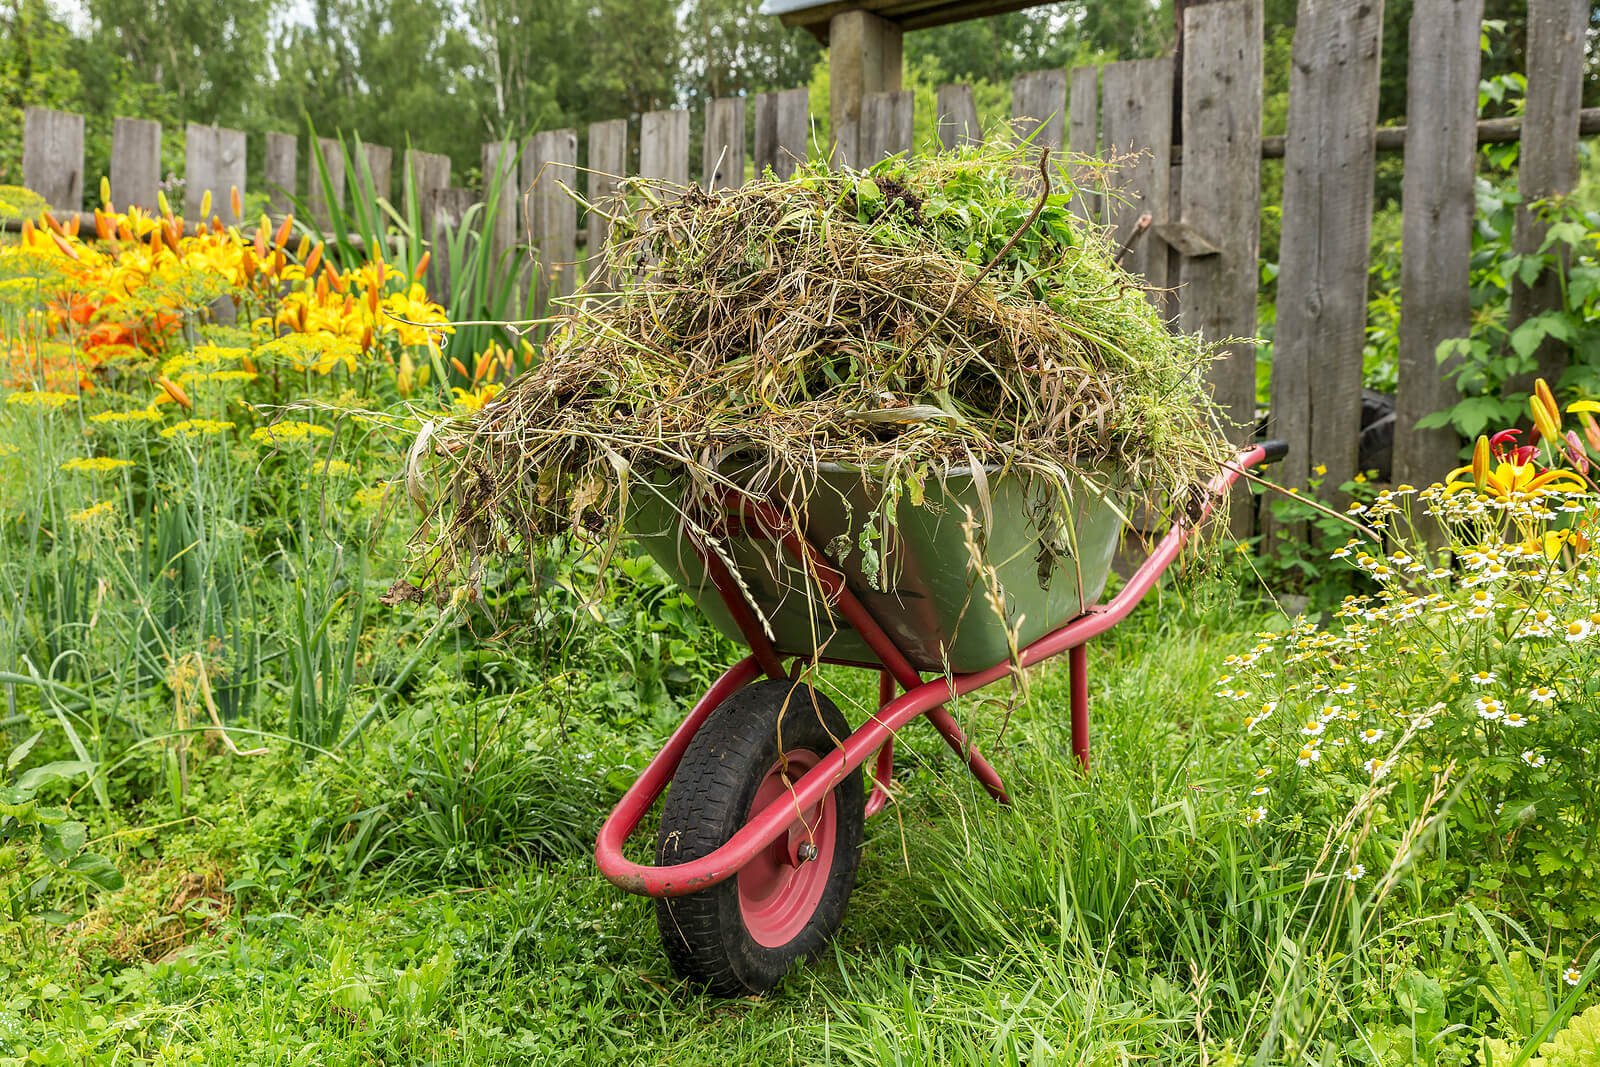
160, 418, 234, 440
250, 421, 334, 446
60, 456, 133, 474
5, 390, 76, 409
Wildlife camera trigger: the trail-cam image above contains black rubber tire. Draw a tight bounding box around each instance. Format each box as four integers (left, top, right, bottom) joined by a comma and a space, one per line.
654, 679, 865, 996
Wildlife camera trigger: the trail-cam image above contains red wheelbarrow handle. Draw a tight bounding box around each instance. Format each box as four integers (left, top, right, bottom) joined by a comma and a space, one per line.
594, 442, 1283, 898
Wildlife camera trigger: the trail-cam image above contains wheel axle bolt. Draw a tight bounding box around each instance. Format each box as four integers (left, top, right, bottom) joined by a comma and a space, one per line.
796, 841, 819, 863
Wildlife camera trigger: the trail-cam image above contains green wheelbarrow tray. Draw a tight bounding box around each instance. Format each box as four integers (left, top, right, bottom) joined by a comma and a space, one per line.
624, 462, 1126, 675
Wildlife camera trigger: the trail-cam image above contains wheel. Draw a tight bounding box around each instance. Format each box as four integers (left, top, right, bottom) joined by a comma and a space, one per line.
654, 678, 865, 995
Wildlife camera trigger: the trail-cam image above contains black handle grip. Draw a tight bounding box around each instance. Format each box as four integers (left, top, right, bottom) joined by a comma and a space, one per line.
1258, 439, 1290, 464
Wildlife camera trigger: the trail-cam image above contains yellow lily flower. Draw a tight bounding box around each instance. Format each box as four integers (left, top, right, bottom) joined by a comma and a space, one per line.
1444, 459, 1586, 499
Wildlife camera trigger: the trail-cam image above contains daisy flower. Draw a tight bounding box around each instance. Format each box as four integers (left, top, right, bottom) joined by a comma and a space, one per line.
1564, 965, 1583, 987
1300, 721, 1325, 737
1332, 681, 1356, 695
1502, 712, 1528, 728
1468, 670, 1496, 686
1344, 864, 1365, 881
1359, 728, 1384, 744
1474, 697, 1505, 721
1521, 750, 1547, 768
1296, 747, 1321, 767
1244, 807, 1267, 826
1527, 686, 1555, 703
1563, 618, 1593, 643
1362, 757, 1387, 778
1250, 786, 1269, 797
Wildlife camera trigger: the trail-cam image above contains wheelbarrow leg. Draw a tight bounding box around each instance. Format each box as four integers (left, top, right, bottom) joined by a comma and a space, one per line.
1070, 643, 1089, 772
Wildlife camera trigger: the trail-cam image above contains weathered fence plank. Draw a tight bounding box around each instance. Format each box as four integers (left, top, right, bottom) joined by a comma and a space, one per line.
860, 90, 914, 163
1012, 69, 1066, 152
184, 123, 246, 224
109, 117, 161, 211
264, 133, 296, 218
360, 142, 393, 204
405, 150, 452, 240
524, 129, 579, 318
481, 139, 519, 275
1100, 58, 1172, 302
428, 187, 478, 298
23, 107, 85, 213
586, 119, 628, 286
754, 88, 810, 180
1068, 66, 1100, 221
936, 84, 982, 149
308, 136, 345, 229
1178, 0, 1262, 536
1269, 0, 1385, 517
1508, 0, 1587, 392
640, 109, 690, 190
1394, 0, 1483, 494
704, 97, 747, 191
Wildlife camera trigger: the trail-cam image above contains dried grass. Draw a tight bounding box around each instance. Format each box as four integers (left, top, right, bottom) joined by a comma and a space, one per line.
412, 142, 1229, 596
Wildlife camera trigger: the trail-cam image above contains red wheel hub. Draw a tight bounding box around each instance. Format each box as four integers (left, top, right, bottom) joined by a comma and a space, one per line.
737, 748, 837, 948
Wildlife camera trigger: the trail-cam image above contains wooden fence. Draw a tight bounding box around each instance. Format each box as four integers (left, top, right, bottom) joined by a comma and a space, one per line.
13, 0, 1596, 534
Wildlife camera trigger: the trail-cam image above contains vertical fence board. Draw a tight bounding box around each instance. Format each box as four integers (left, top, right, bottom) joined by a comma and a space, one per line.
428, 187, 479, 299
265, 133, 296, 218
1508, 0, 1587, 391
524, 129, 579, 319
586, 119, 628, 287
640, 109, 690, 190
110, 117, 161, 211
308, 136, 345, 230
936, 84, 982, 149
860, 90, 914, 163
184, 123, 246, 224
406, 150, 452, 240
1068, 66, 1100, 221
1179, 0, 1262, 536
360, 143, 393, 205
1394, 0, 1483, 494
22, 107, 85, 213
1100, 58, 1172, 301
1269, 0, 1385, 520
1012, 70, 1066, 151
753, 89, 810, 179
481, 139, 519, 278
1011, 69, 1066, 184
704, 97, 747, 191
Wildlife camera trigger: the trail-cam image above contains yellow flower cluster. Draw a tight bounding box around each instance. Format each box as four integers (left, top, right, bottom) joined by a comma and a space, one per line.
160, 419, 235, 440
60, 456, 134, 474
250, 421, 334, 446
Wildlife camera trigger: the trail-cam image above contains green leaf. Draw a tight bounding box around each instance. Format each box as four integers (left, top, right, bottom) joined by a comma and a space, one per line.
16, 761, 96, 792
39, 820, 85, 864
65, 853, 123, 892
6, 730, 42, 772
1510, 317, 1551, 359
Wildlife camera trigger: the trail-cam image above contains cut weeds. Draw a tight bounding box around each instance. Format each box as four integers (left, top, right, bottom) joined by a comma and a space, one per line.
410, 142, 1228, 600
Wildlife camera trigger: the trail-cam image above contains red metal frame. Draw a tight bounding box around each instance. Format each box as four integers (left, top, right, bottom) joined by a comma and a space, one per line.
594, 444, 1270, 897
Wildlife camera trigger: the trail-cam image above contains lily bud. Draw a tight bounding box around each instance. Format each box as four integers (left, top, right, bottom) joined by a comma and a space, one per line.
1471, 435, 1490, 490
274, 215, 293, 250
99, 176, 111, 207
200, 190, 212, 220
230, 185, 243, 221
156, 375, 193, 411
157, 190, 171, 219
304, 243, 323, 276
1565, 431, 1590, 474
1581, 411, 1600, 453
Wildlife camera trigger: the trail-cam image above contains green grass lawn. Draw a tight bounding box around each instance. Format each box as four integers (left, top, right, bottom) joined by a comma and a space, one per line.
13, 571, 1589, 1067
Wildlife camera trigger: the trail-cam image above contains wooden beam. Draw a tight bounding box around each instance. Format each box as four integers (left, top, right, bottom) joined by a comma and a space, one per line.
776, 0, 1059, 41
1393, 0, 1483, 499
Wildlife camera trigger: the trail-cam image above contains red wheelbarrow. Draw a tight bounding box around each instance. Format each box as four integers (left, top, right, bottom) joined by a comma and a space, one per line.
595, 441, 1286, 994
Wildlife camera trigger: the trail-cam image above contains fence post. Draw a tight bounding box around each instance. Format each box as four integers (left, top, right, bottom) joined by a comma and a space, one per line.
184, 123, 246, 224
481, 139, 519, 281
308, 136, 346, 230
640, 109, 690, 189
936, 84, 981, 150
753, 89, 810, 180
1068, 66, 1100, 221
704, 98, 747, 191
22, 107, 85, 214
1394, 0, 1483, 497
586, 119, 628, 288
109, 117, 161, 211
265, 133, 296, 219
524, 129, 579, 320
828, 10, 902, 168
360, 143, 394, 205
405, 150, 452, 241
1011, 69, 1066, 185
1268, 0, 1385, 524
1100, 58, 1172, 303
428, 187, 478, 299
1177, 0, 1262, 538
1507, 0, 1587, 393
860, 90, 914, 163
